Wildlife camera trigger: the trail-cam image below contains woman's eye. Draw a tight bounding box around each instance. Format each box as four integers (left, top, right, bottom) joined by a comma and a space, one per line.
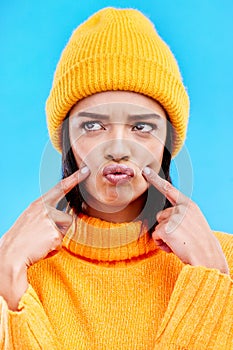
82, 121, 104, 131
132, 123, 156, 133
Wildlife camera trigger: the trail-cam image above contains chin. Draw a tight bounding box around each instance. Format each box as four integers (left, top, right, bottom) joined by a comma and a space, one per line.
96, 192, 135, 207
87, 188, 147, 211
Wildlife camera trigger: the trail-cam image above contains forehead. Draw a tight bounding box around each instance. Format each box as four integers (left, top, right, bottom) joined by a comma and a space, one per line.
69, 91, 167, 120
78, 103, 163, 118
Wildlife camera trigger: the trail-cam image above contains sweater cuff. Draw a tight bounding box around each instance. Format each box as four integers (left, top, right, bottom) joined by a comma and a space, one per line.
0, 285, 35, 347
6, 284, 39, 314
1, 284, 60, 350
155, 265, 233, 349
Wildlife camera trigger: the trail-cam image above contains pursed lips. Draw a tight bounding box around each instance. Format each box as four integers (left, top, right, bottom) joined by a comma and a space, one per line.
102, 164, 135, 185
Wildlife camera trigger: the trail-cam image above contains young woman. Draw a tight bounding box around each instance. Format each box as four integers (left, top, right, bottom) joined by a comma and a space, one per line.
0, 7, 232, 350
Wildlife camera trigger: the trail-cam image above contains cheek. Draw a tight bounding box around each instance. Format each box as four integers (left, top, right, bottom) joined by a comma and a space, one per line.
133, 139, 165, 171
147, 132, 167, 170
71, 139, 100, 168
151, 144, 165, 172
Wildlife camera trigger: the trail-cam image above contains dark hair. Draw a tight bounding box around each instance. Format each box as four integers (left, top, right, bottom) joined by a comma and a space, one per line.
58, 112, 173, 232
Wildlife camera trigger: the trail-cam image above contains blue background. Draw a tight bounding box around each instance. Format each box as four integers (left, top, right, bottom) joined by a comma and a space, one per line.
1, 0, 233, 236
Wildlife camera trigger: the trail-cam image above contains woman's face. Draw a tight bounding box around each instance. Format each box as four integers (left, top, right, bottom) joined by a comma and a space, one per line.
69, 91, 167, 215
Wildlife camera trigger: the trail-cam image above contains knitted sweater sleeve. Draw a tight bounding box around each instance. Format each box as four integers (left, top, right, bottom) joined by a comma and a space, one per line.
154, 232, 233, 350
0, 285, 60, 350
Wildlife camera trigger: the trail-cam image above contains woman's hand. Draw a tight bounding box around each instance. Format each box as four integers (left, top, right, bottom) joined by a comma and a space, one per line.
0, 167, 90, 267
0, 167, 90, 310
142, 167, 229, 275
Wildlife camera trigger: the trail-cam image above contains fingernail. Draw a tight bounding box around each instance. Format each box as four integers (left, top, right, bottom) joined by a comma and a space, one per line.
81, 166, 89, 174
143, 166, 151, 175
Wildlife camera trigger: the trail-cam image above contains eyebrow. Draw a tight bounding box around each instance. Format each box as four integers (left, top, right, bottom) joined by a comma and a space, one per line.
77, 111, 162, 120
77, 112, 109, 119
128, 113, 162, 120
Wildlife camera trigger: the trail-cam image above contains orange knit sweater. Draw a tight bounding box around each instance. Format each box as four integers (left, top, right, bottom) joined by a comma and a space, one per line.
1, 214, 233, 349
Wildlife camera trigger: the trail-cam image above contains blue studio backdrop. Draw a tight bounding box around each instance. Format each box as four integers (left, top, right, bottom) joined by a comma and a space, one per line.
1, 0, 233, 236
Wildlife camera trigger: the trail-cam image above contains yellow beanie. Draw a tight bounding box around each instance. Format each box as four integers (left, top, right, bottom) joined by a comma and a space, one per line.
46, 7, 189, 157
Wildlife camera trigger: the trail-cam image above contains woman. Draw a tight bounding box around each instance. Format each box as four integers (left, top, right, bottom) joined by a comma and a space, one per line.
0, 7, 232, 349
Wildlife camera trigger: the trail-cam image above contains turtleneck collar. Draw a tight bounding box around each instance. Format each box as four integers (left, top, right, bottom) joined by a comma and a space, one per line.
62, 213, 159, 262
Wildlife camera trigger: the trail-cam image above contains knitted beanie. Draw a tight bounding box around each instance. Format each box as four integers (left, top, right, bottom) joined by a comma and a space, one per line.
46, 7, 189, 157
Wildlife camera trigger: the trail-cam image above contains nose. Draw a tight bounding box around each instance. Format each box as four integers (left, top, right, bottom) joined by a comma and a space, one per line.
104, 138, 131, 162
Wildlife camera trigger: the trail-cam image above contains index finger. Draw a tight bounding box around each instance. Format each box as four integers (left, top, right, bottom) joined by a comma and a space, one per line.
142, 166, 187, 206
43, 166, 90, 206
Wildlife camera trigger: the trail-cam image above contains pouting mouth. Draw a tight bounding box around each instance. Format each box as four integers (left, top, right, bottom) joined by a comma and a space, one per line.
102, 164, 135, 177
